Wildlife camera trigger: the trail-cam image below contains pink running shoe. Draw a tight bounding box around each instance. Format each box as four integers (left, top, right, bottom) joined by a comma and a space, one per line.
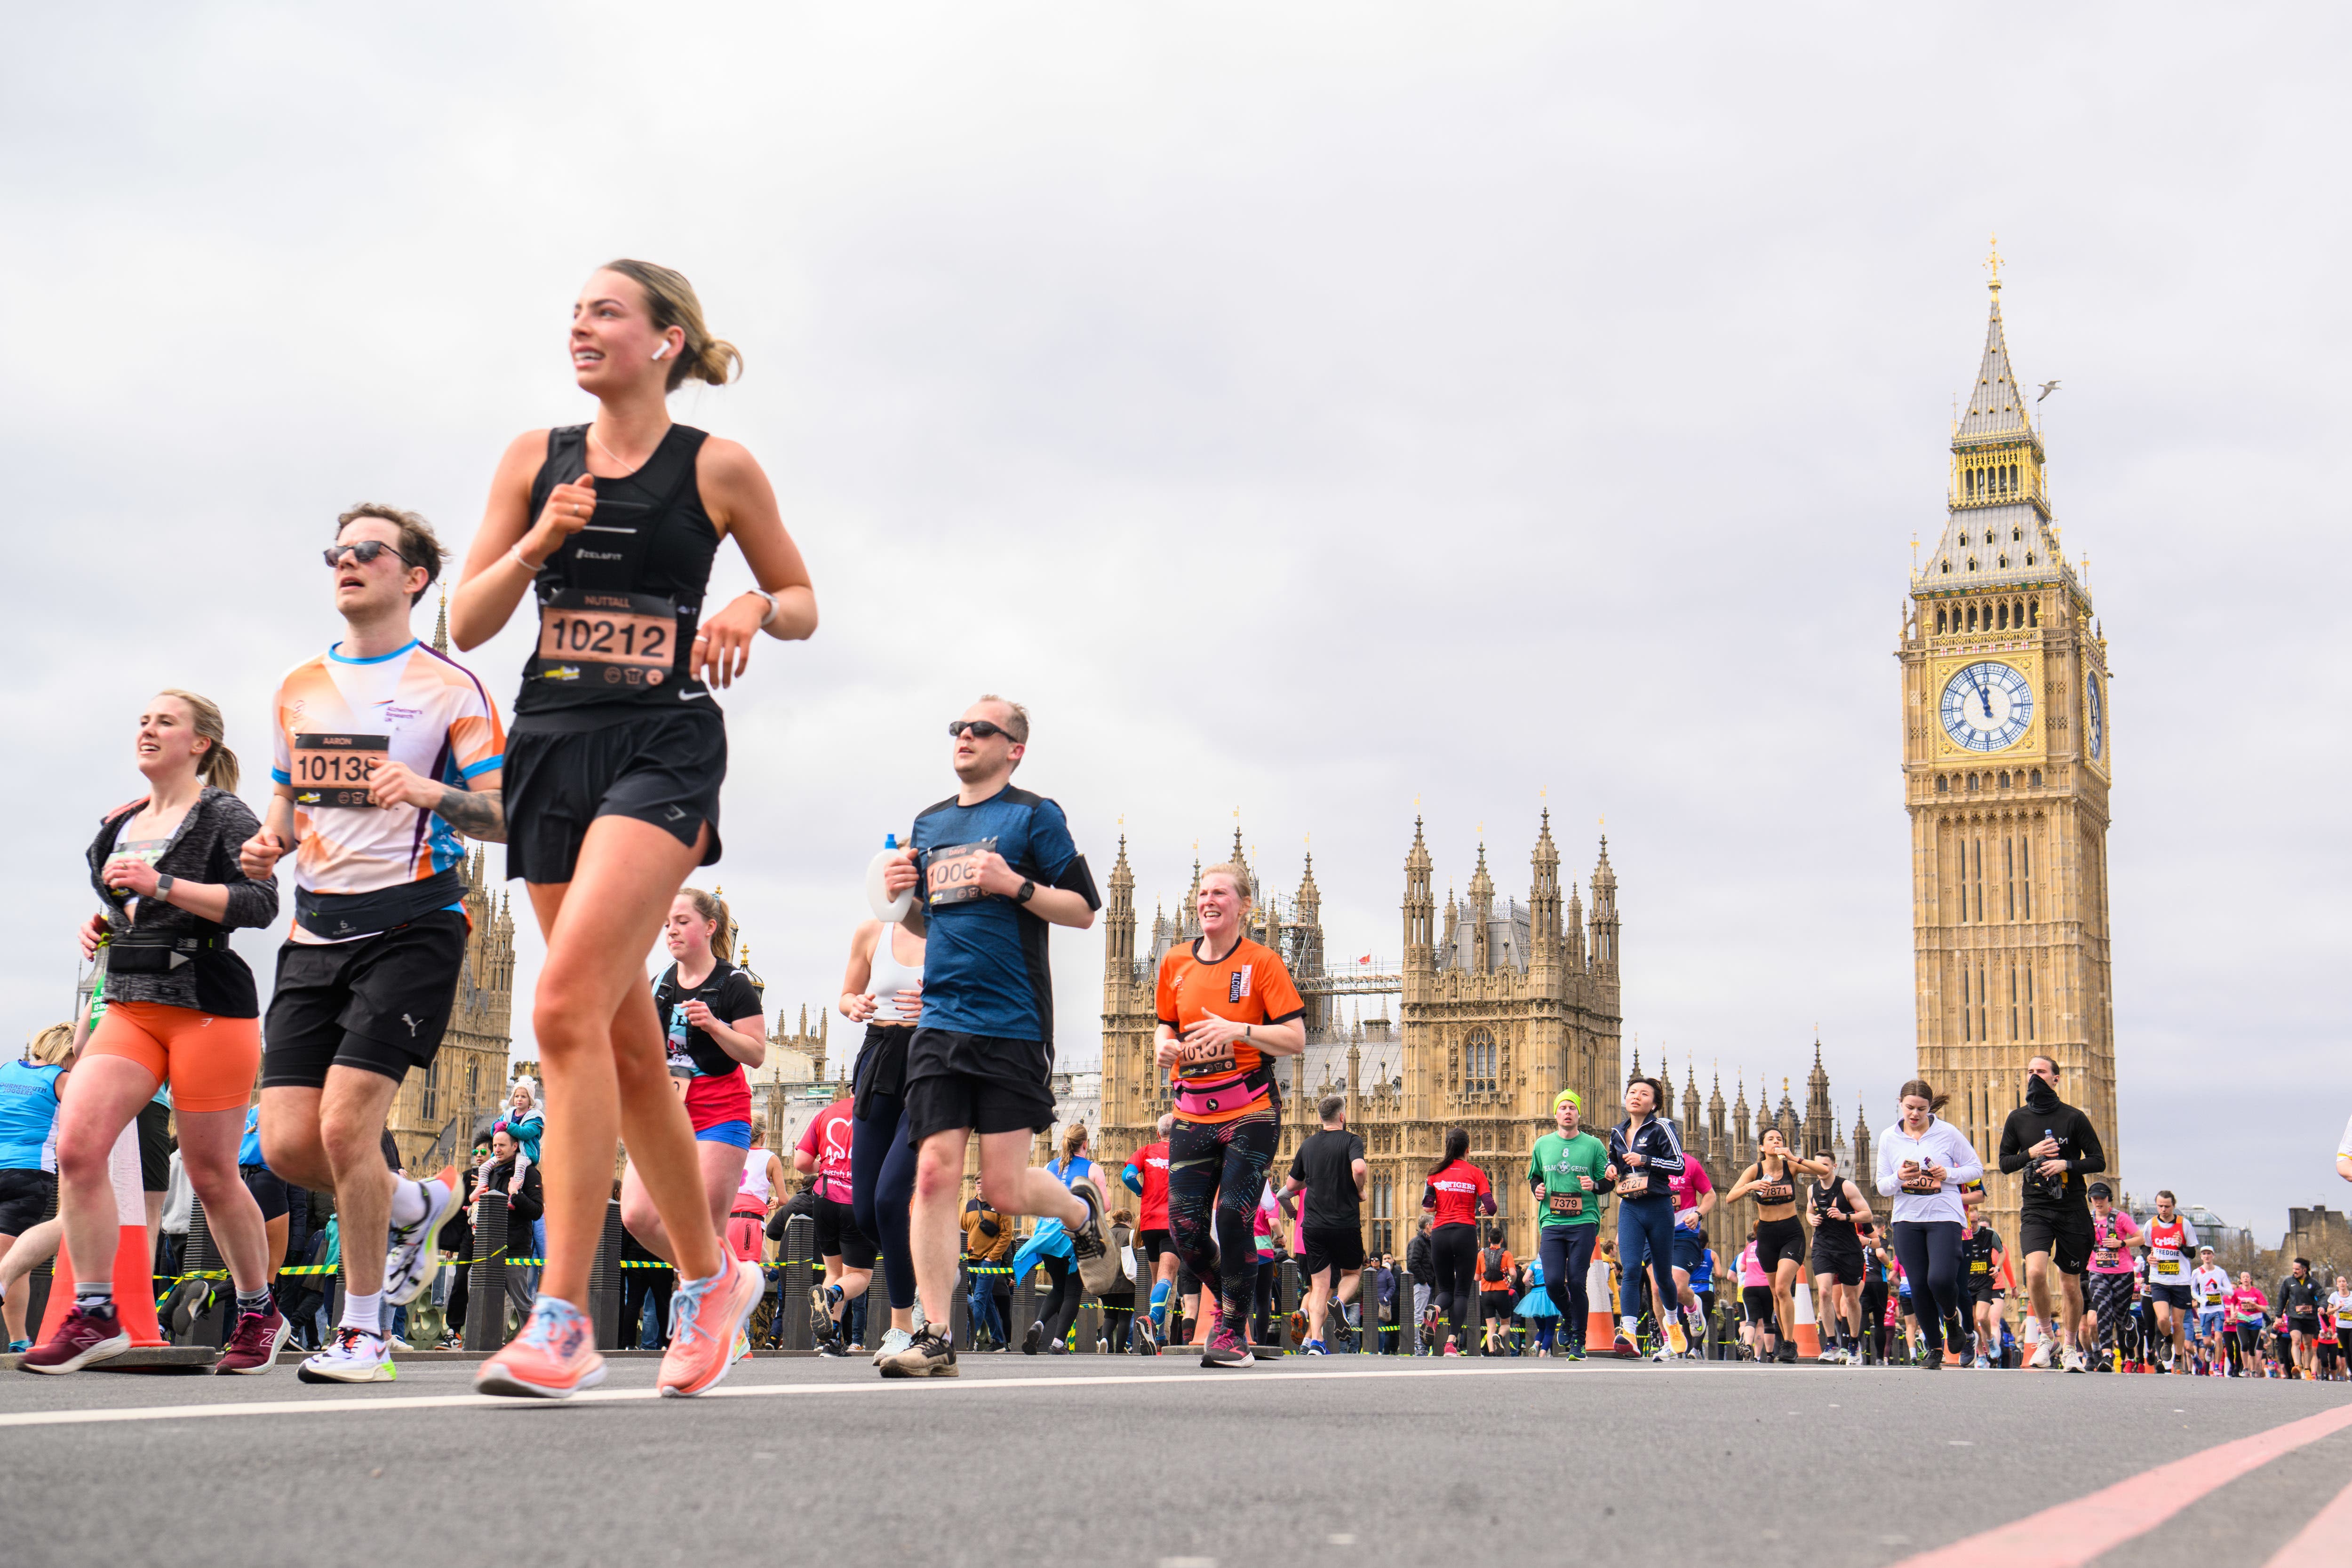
216, 1307, 292, 1374
659, 1259, 762, 1398
17, 1304, 131, 1375
476, 1297, 605, 1400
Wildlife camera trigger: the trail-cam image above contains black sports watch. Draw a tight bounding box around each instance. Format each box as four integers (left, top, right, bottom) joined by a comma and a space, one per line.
1015, 878, 1036, 905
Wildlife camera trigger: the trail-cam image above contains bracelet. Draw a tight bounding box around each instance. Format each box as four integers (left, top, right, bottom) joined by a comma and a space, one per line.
508, 543, 547, 574
745, 588, 780, 628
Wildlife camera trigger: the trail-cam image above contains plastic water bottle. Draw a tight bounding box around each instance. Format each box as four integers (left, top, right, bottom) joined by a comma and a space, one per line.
868, 832, 916, 923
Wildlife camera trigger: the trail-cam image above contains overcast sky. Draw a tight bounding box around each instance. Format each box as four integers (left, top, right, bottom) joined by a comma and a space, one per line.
6, 6, 2345, 1237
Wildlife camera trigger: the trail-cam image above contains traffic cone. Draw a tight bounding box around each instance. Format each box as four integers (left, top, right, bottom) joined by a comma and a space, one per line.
1794, 1281, 1822, 1359
38, 1122, 165, 1347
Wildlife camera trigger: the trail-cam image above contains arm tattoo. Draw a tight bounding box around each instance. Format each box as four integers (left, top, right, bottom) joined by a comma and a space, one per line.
434, 785, 506, 843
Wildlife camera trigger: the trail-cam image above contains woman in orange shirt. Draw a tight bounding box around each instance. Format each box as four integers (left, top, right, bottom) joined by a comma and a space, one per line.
1155, 863, 1306, 1369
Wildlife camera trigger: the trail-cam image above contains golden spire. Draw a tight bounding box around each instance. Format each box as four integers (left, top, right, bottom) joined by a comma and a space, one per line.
1985, 232, 2004, 294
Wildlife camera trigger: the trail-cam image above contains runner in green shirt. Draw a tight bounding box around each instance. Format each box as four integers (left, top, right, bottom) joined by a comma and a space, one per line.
1527, 1089, 1611, 1360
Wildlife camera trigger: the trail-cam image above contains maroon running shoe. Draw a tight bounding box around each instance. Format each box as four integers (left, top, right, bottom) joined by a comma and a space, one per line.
216, 1307, 291, 1374
17, 1304, 132, 1374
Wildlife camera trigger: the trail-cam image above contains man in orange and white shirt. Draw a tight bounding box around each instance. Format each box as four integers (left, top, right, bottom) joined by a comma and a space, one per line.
240, 504, 506, 1386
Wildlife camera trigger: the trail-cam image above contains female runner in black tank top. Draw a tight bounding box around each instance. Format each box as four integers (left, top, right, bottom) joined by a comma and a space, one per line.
1725, 1127, 1830, 1363
450, 260, 814, 1400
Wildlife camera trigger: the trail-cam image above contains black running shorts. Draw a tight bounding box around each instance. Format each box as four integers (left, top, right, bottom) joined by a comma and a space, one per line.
262, 910, 469, 1089
503, 707, 725, 884
1301, 1223, 1365, 1277
1755, 1215, 1807, 1274
1811, 1235, 1865, 1286
137, 1099, 172, 1193
0, 1168, 55, 1234
813, 1194, 877, 1270
1742, 1284, 1774, 1321
2019, 1211, 2092, 1275
239, 1162, 290, 1222
1480, 1289, 1514, 1321
2148, 1282, 2194, 1311
901, 1029, 1057, 1145
1138, 1228, 1174, 1265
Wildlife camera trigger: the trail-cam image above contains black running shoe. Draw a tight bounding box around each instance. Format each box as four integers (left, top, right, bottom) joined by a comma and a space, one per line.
1022, 1321, 1043, 1355
1200, 1323, 1255, 1369
879, 1326, 958, 1379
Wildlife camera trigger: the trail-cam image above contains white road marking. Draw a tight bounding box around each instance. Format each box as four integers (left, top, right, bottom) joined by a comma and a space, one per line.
0, 1360, 1571, 1430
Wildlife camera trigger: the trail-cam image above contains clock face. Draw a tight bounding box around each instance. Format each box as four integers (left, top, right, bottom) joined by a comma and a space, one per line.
1939, 661, 2034, 752
2086, 669, 2105, 761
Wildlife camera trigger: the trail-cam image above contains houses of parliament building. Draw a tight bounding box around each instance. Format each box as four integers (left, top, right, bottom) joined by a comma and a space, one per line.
1095, 260, 2121, 1284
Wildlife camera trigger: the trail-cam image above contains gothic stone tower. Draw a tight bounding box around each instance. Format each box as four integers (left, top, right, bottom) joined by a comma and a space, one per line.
1898, 255, 2119, 1251
389, 844, 517, 1171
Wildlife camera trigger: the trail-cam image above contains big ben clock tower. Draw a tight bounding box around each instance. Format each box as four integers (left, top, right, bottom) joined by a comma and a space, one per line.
1898, 247, 2118, 1253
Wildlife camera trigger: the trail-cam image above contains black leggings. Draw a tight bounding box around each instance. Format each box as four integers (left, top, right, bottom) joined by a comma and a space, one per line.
851, 1088, 918, 1313
1890, 1221, 1965, 1353
1167, 1112, 1279, 1328
1034, 1252, 1080, 1348
1539, 1226, 1598, 1348
1430, 1223, 1479, 1348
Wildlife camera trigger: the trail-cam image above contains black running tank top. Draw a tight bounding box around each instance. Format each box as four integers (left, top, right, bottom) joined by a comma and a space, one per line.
1750, 1158, 1797, 1210
514, 423, 720, 726
1810, 1175, 1856, 1242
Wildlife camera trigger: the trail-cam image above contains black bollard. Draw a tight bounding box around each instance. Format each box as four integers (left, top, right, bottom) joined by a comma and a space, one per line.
179, 1195, 229, 1347
778, 1214, 813, 1352
468, 1188, 510, 1353
590, 1200, 622, 1351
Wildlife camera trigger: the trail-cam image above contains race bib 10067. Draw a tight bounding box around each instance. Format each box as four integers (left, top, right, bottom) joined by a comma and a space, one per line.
293, 733, 391, 808
925, 839, 997, 907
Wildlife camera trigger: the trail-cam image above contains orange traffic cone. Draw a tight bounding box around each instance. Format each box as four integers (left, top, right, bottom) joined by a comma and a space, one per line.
1794, 1282, 1822, 1360
37, 1123, 165, 1348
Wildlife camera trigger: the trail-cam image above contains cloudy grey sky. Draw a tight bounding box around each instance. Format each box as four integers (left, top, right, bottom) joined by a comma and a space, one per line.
6, 6, 2345, 1235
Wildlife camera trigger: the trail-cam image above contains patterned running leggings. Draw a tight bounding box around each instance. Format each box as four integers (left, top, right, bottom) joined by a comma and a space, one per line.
1167, 1110, 1280, 1330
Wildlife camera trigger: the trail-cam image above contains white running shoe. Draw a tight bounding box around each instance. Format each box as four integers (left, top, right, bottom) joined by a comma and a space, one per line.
383, 1168, 459, 1306
298, 1326, 398, 1384
872, 1327, 914, 1365
2062, 1345, 2089, 1374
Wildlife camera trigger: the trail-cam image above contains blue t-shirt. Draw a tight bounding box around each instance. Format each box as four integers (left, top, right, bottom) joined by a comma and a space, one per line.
239, 1106, 264, 1168
0, 1060, 65, 1171
911, 785, 1099, 1041
1689, 1246, 1715, 1293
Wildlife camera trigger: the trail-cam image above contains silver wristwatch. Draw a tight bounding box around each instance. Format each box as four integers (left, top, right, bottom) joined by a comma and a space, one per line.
153, 874, 176, 902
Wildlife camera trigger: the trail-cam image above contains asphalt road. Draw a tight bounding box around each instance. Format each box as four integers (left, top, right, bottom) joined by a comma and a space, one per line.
0, 1352, 2346, 1568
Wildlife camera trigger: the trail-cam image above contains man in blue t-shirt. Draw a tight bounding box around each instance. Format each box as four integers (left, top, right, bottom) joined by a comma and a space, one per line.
876, 694, 1105, 1379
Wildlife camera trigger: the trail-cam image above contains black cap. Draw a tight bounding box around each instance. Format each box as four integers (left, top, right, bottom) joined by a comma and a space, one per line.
2087, 1181, 2113, 1199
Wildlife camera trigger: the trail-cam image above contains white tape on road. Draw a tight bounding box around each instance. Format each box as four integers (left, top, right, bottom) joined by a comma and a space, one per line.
0, 1359, 1583, 1431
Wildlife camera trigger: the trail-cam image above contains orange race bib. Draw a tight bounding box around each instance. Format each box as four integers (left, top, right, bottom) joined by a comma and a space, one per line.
1547, 1191, 1583, 1218
1900, 1171, 1942, 1194
293, 733, 390, 808
925, 839, 997, 907
536, 589, 675, 687
1176, 1028, 1239, 1081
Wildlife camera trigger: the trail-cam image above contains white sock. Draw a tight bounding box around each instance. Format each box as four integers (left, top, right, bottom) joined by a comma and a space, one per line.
388, 1176, 431, 1229
1621, 1315, 1638, 1333
341, 1290, 384, 1333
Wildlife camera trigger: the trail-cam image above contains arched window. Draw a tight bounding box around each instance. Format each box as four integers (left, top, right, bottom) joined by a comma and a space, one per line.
1967, 773, 1979, 792
1967, 557, 1978, 572
1997, 555, 2009, 569
2029, 768, 2042, 787
2028, 598, 2040, 626
1936, 607, 1947, 633
1937, 774, 1949, 794
2025, 553, 2035, 567
1966, 604, 1977, 631
1985, 530, 1996, 546
1997, 602, 2009, 630
1998, 770, 2009, 788
2012, 527, 2023, 541
1941, 560, 1953, 574
1463, 1028, 1498, 1094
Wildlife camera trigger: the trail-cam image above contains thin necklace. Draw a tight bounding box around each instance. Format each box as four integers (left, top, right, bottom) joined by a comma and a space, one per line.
590, 420, 662, 472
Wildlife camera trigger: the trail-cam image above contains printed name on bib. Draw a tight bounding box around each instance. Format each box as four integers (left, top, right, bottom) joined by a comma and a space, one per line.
538, 589, 674, 687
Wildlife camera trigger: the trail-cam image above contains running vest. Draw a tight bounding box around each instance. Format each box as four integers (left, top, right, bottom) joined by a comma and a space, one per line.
866, 921, 923, 1024
1482, 1246, 1507, 1288
735, 1153, 773, 1210
2146, 1216, 2190, 1282
1751, 1159, 1797, 1208
516, 423, 719, 723
1810, 1176, 1857, 1242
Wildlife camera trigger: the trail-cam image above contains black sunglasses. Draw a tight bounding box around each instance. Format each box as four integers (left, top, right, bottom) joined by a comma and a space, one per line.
947, 719, 1016, 740
323, 540, 415, 569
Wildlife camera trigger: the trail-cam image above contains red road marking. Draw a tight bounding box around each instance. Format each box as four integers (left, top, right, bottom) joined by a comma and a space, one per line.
1890, 1403, 2352, 1568
2263, 1463, 2352, 1568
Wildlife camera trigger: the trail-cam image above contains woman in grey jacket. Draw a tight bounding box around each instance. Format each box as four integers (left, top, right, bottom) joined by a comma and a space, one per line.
23, 692, 283, 1376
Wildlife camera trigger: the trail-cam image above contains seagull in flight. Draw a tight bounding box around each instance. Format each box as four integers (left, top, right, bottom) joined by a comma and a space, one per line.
2036, 379, 2061, 402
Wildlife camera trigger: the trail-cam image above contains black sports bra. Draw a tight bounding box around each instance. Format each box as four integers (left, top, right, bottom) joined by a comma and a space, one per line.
514, 423, 720, 727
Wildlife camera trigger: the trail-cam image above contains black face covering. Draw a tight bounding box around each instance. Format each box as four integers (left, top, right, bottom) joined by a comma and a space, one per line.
2024, 1076, 2060, 1113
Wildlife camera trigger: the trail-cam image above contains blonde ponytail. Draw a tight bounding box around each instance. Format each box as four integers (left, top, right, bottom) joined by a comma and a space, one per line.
157, 688, 239, 794
602, 258, 741, 391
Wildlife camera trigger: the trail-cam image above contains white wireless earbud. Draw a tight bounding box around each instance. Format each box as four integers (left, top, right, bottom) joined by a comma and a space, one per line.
652, 341, 670, 361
